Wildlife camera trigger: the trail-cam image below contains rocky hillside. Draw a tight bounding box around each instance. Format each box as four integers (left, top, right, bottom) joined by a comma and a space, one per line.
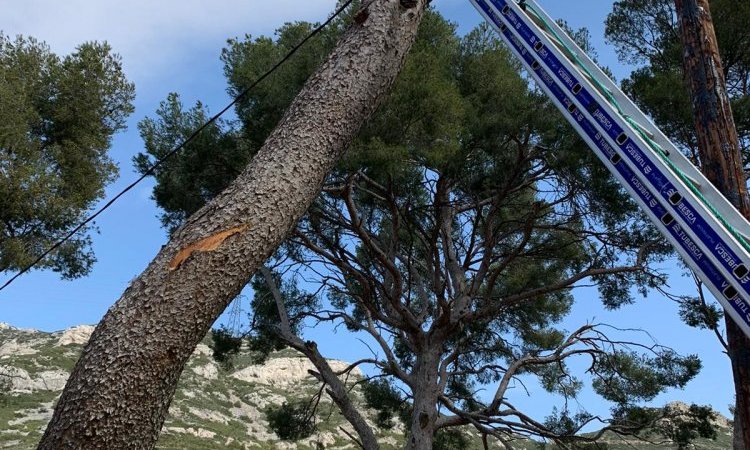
0, 323, 733, 449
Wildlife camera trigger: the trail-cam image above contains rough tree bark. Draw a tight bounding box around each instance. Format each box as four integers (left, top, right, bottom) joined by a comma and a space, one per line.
675, 1, 750, 449
407, 352, 441, 450
37, 1, 428, 448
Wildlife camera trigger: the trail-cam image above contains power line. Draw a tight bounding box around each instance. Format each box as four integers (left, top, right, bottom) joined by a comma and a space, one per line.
0, 0, 355, 293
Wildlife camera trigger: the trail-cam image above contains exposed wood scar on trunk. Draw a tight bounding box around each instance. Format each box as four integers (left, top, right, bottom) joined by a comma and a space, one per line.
168, 224, 249, 271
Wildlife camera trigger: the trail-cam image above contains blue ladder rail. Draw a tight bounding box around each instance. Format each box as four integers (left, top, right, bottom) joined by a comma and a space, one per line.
470, 0, 750, 337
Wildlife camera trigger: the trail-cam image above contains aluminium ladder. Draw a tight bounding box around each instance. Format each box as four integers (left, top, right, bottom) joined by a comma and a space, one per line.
469, 0, 750, 338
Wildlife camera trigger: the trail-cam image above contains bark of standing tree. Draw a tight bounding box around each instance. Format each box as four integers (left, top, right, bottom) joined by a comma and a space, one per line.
675, 1, 750, 448
258, 266, 380, 450
37, 1, 428, 448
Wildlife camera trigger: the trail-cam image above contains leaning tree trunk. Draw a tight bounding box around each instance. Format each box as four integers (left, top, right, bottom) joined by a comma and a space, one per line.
675, 1, 750, 449
38, 1, 428, 448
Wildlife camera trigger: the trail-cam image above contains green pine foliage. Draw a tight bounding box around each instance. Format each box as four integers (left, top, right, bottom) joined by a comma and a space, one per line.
210, 327, 242, 370
611, 403, 718, 449
433, 429, 470, 450
266, 401, 317, 441
606, 0, 750, 161
0, 33, 134, 277
362, 378, 409, 430
135, 19, 338, 233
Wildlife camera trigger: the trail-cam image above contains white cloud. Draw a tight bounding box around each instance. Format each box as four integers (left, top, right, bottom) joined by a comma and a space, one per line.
2, 0, 338, 87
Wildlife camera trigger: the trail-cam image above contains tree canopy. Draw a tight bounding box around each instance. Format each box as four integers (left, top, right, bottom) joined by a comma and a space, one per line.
0, 33, 134, 278
138, 8, 713, 449
606, 0, 750, 165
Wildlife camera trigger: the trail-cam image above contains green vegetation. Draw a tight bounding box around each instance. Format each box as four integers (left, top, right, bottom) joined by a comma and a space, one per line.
0, 34, 134, 278
0, 325, 734, 449
266, 401, 317, 441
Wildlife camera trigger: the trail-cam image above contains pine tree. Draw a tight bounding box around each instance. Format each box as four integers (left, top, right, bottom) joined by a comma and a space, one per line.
138, 9, 713, 449
0, 34, 134, 278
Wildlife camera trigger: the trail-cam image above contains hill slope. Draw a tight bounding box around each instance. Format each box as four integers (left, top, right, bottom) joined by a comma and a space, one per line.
0, 323, 732, 449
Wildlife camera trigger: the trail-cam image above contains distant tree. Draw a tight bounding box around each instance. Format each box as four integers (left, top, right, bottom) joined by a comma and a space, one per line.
138, 10, 714, 449
266, 400, 317, 441
0, 373, 11, 406
208, 326, 242, 370
615, 403, 717, 449
0, 33, 134, 278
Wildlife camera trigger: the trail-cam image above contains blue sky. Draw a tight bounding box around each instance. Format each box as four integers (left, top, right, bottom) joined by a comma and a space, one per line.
0, 0, 733, 424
